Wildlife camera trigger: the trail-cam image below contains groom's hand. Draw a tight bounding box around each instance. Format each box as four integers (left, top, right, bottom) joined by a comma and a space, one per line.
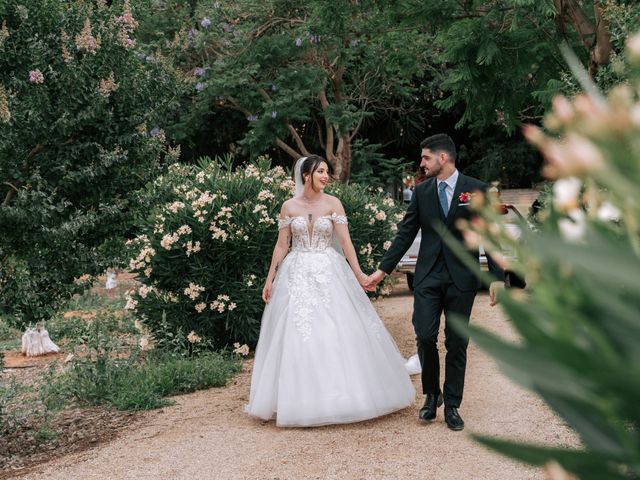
489, 281, 505, 306
367, 270, 386, 289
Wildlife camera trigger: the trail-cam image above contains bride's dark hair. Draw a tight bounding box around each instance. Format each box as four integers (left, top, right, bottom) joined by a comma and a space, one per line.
300, 155, 334, 191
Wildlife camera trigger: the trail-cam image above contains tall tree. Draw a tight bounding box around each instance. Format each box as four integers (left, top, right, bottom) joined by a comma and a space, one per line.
398, 0, 635, 133
0, 0, 184, 325
168, 0, 430, 181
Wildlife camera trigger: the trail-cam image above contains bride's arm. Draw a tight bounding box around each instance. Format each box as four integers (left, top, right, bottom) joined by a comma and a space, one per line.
262, 205, 292, 303
331, 200, 369, 289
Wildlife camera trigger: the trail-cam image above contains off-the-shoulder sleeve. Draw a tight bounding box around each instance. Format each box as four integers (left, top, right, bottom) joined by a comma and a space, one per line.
278, 216, 292, 230
331, 212, 348, 225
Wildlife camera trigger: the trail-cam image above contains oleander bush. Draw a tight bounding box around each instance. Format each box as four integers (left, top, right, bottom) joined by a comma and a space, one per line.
126, 156, 403, 349
461, 39, 640, 479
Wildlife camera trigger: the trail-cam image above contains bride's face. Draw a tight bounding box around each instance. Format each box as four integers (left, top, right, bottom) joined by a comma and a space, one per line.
305, 161, 330, 192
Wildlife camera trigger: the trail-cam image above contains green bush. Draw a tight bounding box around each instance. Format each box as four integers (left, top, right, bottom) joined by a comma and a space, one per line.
126, 157, 403, 349
461, 40, 640, 479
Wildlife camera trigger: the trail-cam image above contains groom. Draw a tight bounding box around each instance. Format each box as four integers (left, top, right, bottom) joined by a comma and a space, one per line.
367, 134, 504, 431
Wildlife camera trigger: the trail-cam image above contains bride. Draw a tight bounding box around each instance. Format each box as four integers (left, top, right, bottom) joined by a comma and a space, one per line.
245, 155, 415, 427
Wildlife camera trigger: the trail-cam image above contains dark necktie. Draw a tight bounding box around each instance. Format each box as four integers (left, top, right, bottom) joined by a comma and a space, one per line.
438, 182, 449, 216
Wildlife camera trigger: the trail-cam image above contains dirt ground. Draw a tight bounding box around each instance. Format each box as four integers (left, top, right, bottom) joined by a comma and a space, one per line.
7, 278, 578, 480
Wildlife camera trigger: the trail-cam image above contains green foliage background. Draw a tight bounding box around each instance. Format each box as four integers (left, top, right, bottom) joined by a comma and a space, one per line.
0, 0, 185, 326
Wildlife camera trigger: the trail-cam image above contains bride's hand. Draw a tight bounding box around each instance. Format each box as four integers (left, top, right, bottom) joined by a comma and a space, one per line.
357, 272, 375, 291
262, 281, 273, 303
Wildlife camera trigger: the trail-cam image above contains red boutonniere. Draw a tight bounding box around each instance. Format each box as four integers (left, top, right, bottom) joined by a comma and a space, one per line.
458, 192, 472, 204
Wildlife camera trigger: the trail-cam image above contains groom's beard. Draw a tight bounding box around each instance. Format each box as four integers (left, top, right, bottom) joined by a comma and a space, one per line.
423, 165, 440, 179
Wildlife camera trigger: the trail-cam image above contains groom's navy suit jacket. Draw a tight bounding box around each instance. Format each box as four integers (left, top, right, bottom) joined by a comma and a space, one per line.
379, 173, 504, 292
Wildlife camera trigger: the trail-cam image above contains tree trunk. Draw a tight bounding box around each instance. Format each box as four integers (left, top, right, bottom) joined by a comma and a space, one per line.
554, 0, 612, 77
334, 133, 352, 182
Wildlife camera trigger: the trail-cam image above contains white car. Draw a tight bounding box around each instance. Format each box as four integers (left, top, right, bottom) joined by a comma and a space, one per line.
396, 204, 525, 290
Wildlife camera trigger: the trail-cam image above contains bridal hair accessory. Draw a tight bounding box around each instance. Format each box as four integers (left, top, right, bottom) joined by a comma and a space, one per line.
294, 156, 307, 197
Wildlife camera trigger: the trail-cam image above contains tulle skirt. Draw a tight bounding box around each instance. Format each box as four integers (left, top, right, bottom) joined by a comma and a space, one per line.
245, 248, 415, 427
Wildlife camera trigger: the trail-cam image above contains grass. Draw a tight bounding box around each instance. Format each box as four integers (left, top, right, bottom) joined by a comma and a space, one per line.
60, 346, 242, 411
104, 353, 242, 410
0, 317, 21, 353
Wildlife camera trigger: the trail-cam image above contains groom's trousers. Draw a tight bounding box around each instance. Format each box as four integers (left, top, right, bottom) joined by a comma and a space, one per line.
412, 255, 476, 408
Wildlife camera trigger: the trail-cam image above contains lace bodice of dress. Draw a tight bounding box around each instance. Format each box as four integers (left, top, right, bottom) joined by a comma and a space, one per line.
278, 213, 348, 251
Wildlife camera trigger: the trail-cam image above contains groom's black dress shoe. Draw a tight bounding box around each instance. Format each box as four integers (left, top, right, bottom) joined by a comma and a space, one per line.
444, 406, 464, 431
418, 393, 443, 422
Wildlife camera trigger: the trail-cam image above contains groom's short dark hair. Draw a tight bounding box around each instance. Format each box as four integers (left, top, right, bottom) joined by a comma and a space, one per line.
420, 134, 456, 162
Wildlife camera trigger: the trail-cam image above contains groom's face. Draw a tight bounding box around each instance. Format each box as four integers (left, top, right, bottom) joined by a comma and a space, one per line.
420, 148, 442, 178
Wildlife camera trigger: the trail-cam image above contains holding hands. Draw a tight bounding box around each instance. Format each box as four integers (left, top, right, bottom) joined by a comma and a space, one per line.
358, 269, 386, 292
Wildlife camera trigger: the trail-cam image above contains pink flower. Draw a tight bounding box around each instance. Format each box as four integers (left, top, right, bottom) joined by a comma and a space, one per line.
458, 192, 471, 203
75, 18, 101, 54
29, 69, 44, 84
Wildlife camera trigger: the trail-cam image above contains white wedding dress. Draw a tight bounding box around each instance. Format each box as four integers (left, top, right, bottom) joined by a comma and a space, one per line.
245, 213, 415, 427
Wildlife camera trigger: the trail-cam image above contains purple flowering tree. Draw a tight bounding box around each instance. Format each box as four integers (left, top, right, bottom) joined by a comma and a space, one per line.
0, 0, 185, 326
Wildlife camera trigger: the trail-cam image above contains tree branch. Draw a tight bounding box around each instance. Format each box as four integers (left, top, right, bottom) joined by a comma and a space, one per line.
286, 124, 310, 156
275, 137, 301, 162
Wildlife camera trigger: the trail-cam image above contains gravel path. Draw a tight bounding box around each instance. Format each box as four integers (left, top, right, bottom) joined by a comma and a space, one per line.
17, 280, 577, 480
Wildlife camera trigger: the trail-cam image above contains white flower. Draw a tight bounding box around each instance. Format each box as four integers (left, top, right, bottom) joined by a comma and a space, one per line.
177, 224, 192, 235
187, 331, 202, 344
253, 204, 267, 213
183, 282, 205, 300
138, 285, 153, 299
228, 302, 237, 311
168, 292, 179, 303
233, 342, 250, 356
195, 302, 206, 312
257, 189, 275, 201
125, 297, 138, 310
597, 202, 621, 222
383, 240, 392, 250
375, 210, 387, 221
553, 177, 582, 213
166, 201, 185, 213
245, 164, 260, 177
558, 209, 587, 243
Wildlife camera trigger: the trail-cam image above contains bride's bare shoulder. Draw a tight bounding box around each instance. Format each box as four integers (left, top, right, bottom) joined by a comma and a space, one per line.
281, 197, 300, 214
323, 193, 344, 209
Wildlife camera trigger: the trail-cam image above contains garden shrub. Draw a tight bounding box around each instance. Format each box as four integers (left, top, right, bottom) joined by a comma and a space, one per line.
126, 157, 404, 349
0, 0, 185, 327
